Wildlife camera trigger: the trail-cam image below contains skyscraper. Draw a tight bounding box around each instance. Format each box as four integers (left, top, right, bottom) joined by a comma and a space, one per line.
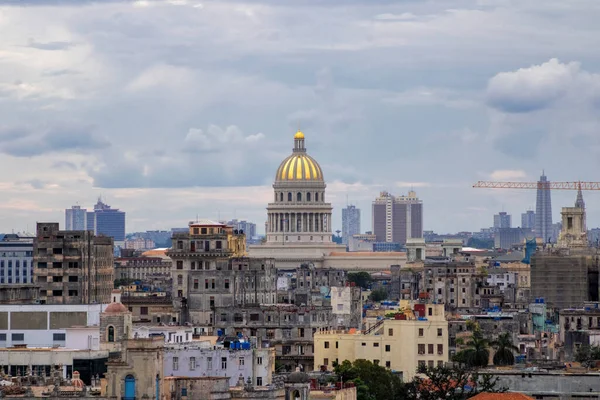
521, 210, 535, 229
65, 205, 87, 230
535, 173, 553, 242
88, 198, 126, 245
372, 191, 423, 246
342, 205, 361, 245
493, 212, 511, 229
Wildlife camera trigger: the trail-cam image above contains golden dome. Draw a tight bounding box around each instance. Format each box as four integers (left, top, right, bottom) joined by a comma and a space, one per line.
276, 153, 323, 181
294, 130, 305, 139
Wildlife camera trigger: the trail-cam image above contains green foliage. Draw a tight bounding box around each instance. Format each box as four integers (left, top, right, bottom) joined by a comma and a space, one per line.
114, 278, 135, 288
369, 288, 388, 302
333, 359, 404, 400
467, 237, 494, 249
575, 345, 600, 365
347, 272, 373, 290
405, 365, 507, 400
455, 328, 490, 368
491, 333, 519, 366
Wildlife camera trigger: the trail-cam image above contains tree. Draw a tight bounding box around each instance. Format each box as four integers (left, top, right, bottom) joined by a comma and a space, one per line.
575, 345, 600, 366
332, 359, 404, 400
347, 272, 373, 290
491, 333, 519, 366
467, 237, 494, 249
405, 364, 507, 400
455, 328, 490, 368
369, 288, 388, 302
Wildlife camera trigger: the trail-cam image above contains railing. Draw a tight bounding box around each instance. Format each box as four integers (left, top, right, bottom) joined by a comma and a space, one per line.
365, 319, 385, 335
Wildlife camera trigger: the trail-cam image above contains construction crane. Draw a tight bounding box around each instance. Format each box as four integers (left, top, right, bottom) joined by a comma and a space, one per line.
473, 181, 600, 190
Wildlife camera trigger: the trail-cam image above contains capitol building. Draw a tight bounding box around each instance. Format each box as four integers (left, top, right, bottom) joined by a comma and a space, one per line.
249, 131, 405, 271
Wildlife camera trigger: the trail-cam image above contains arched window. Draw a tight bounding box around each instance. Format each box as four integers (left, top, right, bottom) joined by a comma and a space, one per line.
108, 326, 115, 342
315, 193, 319, 202
288, 192, 292, 201
297, 192, 302, 202
279, 193, 283, 202
124, 375, 136, 400
307, 193, 311, 202
177, 275, 183, 285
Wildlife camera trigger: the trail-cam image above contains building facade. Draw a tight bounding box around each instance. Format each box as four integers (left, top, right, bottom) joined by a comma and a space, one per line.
535, 173, 553, 242
314, 303, 448, 381
227, 219, 258, 242
33, 222, 114, 305
494, 212, 512, 230
115, 256, 171, 281
0, 234, 34, 284
372, 191, 423, 246
342, 205, 361, 245
521, 210, 536, 230
422, 260, 486, 311
65, 205, 88, 231
88, 198, 126, 245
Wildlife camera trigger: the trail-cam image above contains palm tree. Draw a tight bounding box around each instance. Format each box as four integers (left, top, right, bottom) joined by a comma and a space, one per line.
462, 328, 490, 368
491, 332, 519, 366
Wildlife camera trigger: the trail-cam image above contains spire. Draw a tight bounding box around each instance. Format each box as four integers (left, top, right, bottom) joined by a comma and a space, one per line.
575, 183, 585, 209
293, 130, 306, 153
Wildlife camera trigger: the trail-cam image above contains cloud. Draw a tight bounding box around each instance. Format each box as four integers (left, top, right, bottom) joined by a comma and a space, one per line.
486, 58, 600, 113
27, 39, 74, 51
374, 13, 417, 21
488, 170, 527, 181
0, 125, 110, 157
183, 125, 265, 153
52, 161, 78, 170
395, 181, 431, 188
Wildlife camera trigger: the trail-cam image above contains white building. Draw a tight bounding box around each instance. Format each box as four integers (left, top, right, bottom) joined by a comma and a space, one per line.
65, 205, 88, 230
487, 269, 518, 293
124, 237, 156, 250
0, 234, 34, 284
163, 342, 274, 387
0, 304, 106, 348
134, 326, 194, 343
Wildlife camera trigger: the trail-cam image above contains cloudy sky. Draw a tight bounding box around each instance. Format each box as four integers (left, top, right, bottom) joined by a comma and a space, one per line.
1, 0, 600, 235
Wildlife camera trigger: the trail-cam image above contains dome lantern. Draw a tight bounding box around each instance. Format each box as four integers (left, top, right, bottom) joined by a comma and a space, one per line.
275, 130, 323, 182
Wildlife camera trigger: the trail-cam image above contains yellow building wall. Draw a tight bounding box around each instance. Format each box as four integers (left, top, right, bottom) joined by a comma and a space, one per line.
314, 305, 448, 381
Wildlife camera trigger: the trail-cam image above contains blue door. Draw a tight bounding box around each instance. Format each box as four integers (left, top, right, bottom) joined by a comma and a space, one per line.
155, 375, 160, 400
124, 375, 136, 400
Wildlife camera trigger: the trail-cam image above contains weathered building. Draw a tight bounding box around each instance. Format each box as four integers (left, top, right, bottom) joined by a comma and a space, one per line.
34, 223, 114, 305
0, 284, 39, 304
114, 256, 171, 281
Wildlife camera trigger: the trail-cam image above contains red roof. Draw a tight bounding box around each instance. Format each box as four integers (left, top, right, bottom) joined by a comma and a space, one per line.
104, 302, 128, 313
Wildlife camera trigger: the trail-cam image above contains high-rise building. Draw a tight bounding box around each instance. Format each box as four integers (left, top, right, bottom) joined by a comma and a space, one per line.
341, 205, 361, 245
535, 172, 553, 242
65, 205, 87, 230
226, 219, 257, 241
521, 210, 535, 229
493, 212, 511, 229
0, 234, 34, 284
372, 191, 423, 246
87, 198, 126, 245
33, 222, 114, 305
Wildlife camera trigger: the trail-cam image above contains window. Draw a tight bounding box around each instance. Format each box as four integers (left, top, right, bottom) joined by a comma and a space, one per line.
438, 361, 444, 367
225, 279, 230, 289
108, 326, 115, 342
388, 329, 393, 336
373, 343, 379, 347
257, 377, 263, 386
190, 357, 196, 370
210, 297, 215, 307
193, 279, 199, 289
324, 341, 330, 349
418, 360, 426, 367
361, 343, 366, 346
193, 227, 199, 235
385, 344, 391, 352
221, 357, 227, 369
438, 344, 444, 355
307, 192, 311, 201
428, 307, 432, 316
0, 334, 6, 341
173, 357, 179, 371
52, 290, 62, 296
437, 328, 443, 337
141, 307, 149, 315
257, 357, 263, 365
220, 314, 227, 322
288, 192, 292, 201
323, 358, 329, 366
239, 357, 245, 368
428, 360, 434, 368
428, 344, 434, 354
418, 344, 425, 355
177, 275, 183, 285
419, 328, 424, 337
191, 261, 196, 270
68, 276, 78, 282
53, 333, 66, 341
374, 360, 380, 366
386, 361, 391, 368
177, 241, 183, 250
207, 357, 213, 370
211, 279, 215, 289
250, 314, 259, 321
316, 193, 319, 201
205, 279, 209, 289
176, 261, 183, 270
12, 333, 24, 341
297, 192, 302, 201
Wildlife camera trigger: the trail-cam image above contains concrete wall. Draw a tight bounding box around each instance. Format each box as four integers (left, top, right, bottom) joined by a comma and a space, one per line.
489, 372, 600, 399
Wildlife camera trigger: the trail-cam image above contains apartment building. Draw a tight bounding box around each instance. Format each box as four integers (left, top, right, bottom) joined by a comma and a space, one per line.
33, 223, 114, 305
313, 302, 448, 381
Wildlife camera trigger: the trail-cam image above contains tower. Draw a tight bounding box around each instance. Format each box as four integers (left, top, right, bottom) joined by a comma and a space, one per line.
557, 190, 587, 249
535, 172, 553, 242
372, 191, 423, 245
266, 130, 332, 244
341, 205, 361, 245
